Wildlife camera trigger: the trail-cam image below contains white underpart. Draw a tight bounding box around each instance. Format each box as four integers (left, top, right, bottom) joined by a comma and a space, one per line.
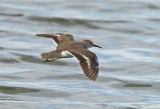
82, 55, 91, 69
61, 51, 73, 58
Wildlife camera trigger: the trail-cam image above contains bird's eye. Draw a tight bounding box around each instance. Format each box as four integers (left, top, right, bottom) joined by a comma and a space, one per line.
89, 42, 93, 44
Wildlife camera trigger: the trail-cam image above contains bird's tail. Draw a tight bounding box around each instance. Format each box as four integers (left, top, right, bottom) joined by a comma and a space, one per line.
41, 50, 61, 59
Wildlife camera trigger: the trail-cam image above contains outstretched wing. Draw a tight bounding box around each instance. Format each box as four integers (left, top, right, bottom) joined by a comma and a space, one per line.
67, 49, 99, 81
36, 33, 75, 45
36, 33, 59, 45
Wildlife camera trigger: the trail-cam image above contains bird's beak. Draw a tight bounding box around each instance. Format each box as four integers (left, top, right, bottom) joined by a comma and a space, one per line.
93, 44, 102, 48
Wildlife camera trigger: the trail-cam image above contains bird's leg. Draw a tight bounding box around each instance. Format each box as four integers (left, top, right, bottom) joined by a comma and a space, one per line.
44, 58, 60, 62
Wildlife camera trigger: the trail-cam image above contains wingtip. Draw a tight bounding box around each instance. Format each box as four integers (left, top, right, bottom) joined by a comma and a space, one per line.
36, 34, 44, 36
91, 78, 96, 81
86, 73, 97, 81
90, 76, 97, 81
35, 33, 54, 38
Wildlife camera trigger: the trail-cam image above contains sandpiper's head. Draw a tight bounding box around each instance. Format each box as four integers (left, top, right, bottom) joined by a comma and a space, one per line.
82, 40, 102, 49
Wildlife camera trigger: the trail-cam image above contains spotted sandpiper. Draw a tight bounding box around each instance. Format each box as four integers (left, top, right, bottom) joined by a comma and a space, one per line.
36, 33, 102, 81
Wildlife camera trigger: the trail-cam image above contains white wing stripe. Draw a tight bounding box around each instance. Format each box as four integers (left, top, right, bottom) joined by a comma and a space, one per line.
67, 51, 91, 69
82, 55, 91, 69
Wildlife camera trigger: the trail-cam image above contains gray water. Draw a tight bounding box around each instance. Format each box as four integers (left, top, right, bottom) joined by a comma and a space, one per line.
0, 0, 160, 109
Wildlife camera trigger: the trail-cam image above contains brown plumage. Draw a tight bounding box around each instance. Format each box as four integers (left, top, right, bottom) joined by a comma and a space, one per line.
36, 33, 102, 81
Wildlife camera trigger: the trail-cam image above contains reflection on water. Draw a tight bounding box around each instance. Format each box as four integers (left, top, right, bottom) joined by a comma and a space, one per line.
0, 0, 160, 109
0, 86, 39, 94
124, 83, 152, 87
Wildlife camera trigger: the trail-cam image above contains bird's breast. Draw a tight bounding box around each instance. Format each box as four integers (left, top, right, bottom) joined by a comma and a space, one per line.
61, 51, 73, 58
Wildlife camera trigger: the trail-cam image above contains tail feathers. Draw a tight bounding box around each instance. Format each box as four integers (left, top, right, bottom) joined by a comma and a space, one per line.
41, 50, 60, 59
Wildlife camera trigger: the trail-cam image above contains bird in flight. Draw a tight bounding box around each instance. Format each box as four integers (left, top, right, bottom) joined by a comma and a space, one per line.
36, 33, 102, 81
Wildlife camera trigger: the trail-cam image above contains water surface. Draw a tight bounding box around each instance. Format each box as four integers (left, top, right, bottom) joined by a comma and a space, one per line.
0, 0, 160, 109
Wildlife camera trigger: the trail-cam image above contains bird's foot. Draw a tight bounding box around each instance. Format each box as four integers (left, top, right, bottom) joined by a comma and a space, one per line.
44, 59, 52, 62
43, 58, 59, 62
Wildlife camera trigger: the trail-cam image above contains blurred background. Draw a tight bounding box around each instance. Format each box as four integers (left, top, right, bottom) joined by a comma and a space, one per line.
0, 0, 160, 109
